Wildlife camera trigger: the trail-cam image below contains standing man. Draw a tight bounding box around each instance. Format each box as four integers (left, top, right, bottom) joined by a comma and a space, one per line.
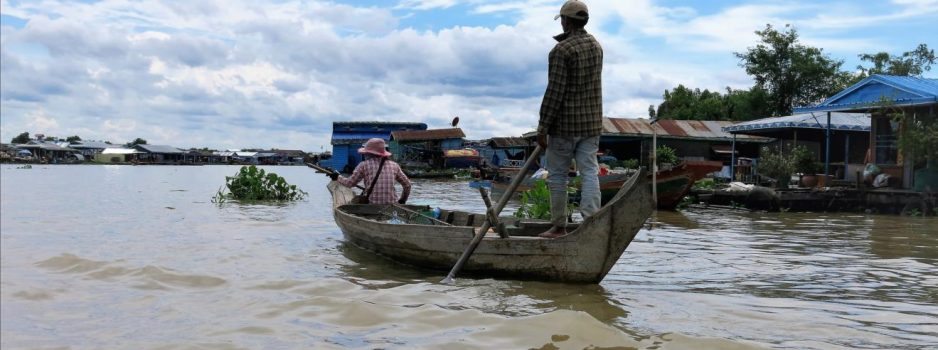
536, 0, 603, 239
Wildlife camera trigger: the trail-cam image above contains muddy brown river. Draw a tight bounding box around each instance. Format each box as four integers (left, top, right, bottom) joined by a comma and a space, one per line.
2, 165, 936, 349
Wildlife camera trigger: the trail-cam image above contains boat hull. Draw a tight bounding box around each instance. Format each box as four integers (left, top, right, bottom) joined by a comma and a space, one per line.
329, 171, 652, 283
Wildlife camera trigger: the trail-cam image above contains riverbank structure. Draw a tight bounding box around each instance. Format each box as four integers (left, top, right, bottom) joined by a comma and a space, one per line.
389, 128, 466, 169
723, 113, 871, 183
794, 74, 938, 191
330, 121, 427, 173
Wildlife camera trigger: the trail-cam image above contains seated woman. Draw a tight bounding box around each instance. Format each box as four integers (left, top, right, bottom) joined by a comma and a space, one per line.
331, 138, 411, 205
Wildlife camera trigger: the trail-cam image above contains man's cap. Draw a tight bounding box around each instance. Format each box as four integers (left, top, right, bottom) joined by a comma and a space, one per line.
554, 0, 589, 21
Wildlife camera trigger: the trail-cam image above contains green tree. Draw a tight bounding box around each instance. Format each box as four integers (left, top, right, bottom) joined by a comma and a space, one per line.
656, 85, 726, 120
654, 85, 773, 122
723, 87, 772, 121
127, 138, 147, 147
858, 43, 936, 77
11, 132, 30, 144
66, 135, 82, 143
735, 24, 850, 116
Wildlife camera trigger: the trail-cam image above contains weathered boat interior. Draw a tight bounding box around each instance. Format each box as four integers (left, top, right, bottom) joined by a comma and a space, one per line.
338, 204, 580, 237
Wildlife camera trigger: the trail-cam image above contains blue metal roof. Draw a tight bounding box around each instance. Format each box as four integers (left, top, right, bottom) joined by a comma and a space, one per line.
794, 74, 938, 113
723, 112, 871, 134
331, 132, 390, 143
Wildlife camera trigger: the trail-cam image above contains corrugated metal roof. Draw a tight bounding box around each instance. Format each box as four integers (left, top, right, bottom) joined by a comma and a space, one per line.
391, 128, 465, 141
333, 121, 427, 128
489, 137, 530, 148
15, 142, 77, 151
71, 141, 111, 149
723, 112, 871, 133
332, 132, 390, 145
795, 74, 938, 113
135, 144, 183, 154
602, 118, 770, 141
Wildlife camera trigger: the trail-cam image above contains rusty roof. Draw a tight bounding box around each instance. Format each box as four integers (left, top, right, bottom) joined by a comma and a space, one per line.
489, 137, 530, 148
391, 128, 466, 142
602, 118, 770, 142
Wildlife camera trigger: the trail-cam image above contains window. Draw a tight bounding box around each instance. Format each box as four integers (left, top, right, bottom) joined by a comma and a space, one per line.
873, 116, 898, 164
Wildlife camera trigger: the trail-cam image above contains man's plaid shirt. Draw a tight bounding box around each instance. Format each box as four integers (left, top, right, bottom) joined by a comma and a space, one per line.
338, 157, 412, 205
538, 28, 603, 137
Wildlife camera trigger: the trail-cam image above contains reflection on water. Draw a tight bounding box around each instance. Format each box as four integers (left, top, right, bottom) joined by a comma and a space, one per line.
2, 165, 937, 349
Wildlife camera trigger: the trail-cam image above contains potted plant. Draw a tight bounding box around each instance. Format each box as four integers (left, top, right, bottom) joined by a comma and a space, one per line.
757, 146, 796, 189
792, 146, 822, 188
897, 115, 938, 192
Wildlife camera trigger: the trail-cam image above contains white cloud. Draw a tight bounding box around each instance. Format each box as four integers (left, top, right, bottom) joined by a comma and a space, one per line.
1, 0, 935, 150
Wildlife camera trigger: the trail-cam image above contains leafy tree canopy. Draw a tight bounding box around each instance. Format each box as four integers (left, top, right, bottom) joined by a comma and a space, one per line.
127, 138, 147, 147
66, 135, 82, 143
654, 86, 772, 121
734, 24, 851, 116
11, 132, 30, 144
857, 43, 935, 77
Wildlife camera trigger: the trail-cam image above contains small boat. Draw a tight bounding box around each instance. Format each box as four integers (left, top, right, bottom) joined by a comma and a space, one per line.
492, 160, 723, 210
327, 170, 652, 283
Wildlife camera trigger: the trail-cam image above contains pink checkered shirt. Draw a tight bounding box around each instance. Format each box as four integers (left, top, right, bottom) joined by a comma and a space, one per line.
338, 157, 412, 204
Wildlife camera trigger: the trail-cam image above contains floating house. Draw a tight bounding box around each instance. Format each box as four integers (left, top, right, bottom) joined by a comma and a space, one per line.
389, 128, 466, 168
70, 141, 112, 159
330, 121, 427, 173
597, 118, 772, 167
133, 144, 185, 164
485, 137, 532, 168
794, 74, 938, 190
274, 149, 307, 165
724, 113, 871, 182
95, 148, 141, 163
13, 141, 80, 162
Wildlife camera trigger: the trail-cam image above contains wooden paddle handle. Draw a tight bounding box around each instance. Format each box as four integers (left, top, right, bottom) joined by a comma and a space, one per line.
442, 145, 544, 284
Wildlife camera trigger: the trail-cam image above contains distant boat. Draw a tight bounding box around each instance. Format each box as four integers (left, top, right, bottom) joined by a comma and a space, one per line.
327, 170, 652, 283
492, 160, 723, 210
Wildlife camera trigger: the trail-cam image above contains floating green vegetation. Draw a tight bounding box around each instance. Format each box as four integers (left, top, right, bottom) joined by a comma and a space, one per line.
212, 165, 307, 203
513, 179, 577, 220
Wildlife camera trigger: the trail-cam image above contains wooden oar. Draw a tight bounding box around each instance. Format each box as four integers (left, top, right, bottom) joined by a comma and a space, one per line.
442, 145, 544, 284
305, 162, 365, 190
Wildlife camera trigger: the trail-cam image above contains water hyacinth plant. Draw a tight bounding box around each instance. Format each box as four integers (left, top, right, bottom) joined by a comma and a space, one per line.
513, 179, 577, 220
212, 165, 307, 203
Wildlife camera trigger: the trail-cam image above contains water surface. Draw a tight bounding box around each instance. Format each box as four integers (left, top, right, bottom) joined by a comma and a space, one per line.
2, 165, 936, 349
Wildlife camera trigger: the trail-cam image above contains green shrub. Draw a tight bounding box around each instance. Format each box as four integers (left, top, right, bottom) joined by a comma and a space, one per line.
619, 159, 639, 169
513, 179, 577, 220
758, 146, 796, 186
656, 145, 679, 166
213, 165, 307, 203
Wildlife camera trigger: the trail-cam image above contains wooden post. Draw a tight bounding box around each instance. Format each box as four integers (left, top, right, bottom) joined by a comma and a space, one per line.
731, 134, 736, 182
825, 112, 831, 177
844, 133, 850, 180
652, 120, 658, 208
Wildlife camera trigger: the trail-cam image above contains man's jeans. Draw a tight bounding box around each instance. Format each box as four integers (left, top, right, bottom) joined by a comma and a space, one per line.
545, 135, 601, 227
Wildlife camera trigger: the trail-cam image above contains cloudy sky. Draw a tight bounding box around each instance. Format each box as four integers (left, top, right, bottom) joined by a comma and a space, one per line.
1, 0, 936, 151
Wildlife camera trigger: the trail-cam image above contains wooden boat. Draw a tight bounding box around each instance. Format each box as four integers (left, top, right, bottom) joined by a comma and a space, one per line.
492, 160, 722, 210
328, 170, 652, 283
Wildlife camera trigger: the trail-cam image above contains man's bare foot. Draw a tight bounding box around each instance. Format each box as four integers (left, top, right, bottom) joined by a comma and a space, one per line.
538, 226, 568, 239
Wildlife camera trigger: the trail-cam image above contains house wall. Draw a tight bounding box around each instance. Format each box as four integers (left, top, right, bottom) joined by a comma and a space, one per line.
441, 139, 463, 150
869, 105, 936, 189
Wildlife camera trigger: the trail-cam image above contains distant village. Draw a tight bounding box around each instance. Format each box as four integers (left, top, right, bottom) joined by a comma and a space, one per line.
3, 75, 937, 216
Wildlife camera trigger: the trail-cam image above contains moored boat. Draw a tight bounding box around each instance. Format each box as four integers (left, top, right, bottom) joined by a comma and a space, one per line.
492, 160, 723, 210
327, 170, 652, 283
